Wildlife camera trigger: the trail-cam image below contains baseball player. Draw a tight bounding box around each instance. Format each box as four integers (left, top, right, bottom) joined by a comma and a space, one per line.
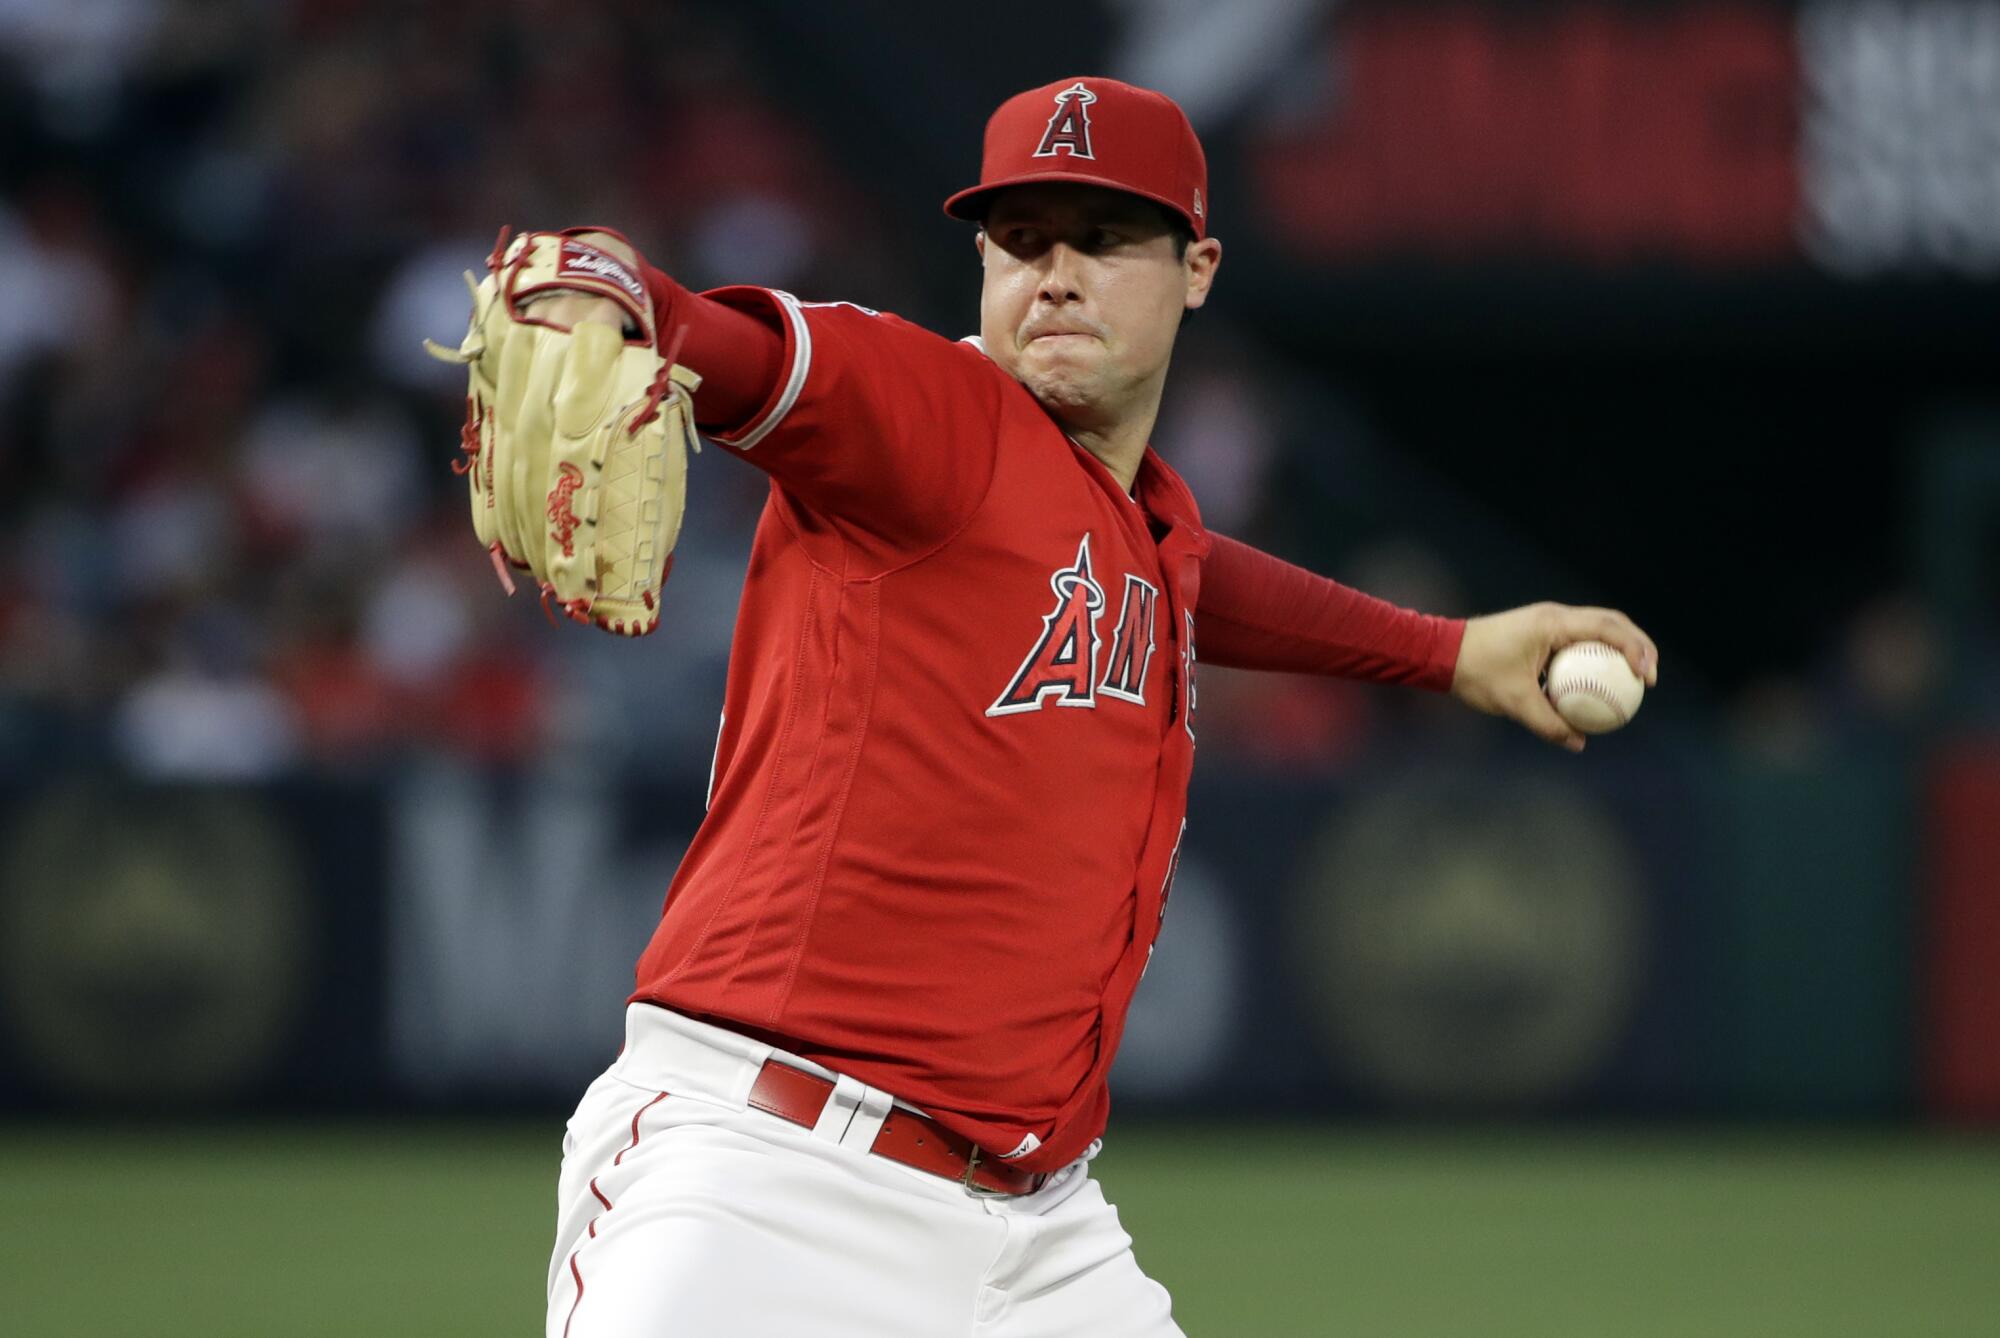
453, 76, 1658, 1337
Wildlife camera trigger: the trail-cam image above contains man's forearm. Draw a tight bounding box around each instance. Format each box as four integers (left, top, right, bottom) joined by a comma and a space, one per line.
1194, 532, 1464, 689
637, 261, 786, 433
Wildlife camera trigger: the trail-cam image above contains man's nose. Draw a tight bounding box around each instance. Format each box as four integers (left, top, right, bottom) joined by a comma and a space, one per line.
1037, 242, 1085, 303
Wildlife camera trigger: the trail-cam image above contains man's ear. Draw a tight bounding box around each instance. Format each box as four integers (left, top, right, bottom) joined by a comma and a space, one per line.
974, 228, 987, 261
1184, 236, 1223, 311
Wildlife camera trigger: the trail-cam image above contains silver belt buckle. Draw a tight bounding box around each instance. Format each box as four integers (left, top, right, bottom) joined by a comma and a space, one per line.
960, 1144, 994, 1194
961, 1145, 1048, 1199
961, 1145, 1017, 1198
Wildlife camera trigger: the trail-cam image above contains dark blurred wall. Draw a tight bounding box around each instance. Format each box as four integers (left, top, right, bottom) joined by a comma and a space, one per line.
4, 727, 1989, 1121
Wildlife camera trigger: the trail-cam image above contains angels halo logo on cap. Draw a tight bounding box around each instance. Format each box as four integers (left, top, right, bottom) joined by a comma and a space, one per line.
1034, 81, 1098, 160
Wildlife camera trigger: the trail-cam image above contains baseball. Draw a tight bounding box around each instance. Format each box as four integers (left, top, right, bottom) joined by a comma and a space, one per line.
1544, 640, 1644, 734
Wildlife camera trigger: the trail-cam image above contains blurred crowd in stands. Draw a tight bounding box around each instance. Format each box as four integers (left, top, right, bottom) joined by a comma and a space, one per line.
0, 0, 1416, 785
0, 0, 1960, 788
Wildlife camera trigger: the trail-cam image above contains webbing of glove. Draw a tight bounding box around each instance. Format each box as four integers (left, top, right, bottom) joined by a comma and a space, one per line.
424, 252, 513, 584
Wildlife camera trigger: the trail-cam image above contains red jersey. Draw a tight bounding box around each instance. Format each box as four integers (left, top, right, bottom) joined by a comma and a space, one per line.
630, 286, 1462, 1173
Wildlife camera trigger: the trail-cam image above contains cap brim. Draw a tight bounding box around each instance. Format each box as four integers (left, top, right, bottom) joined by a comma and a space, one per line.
943, 170, 1203, 238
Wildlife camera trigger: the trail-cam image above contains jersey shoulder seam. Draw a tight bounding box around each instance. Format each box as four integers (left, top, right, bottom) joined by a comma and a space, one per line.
764, 479, 852, 581
841, 346, 1009, 584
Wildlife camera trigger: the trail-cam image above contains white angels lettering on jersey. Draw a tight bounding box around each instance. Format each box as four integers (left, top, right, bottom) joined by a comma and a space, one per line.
1097, 574, 1159, 704
988, 534, 1162, 718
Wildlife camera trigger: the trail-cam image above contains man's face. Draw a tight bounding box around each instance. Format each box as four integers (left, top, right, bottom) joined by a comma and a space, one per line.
977, 183, 1220, 430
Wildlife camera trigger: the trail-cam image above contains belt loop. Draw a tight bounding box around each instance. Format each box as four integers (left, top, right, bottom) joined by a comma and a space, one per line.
811, 1074, 866, 1143
839, 1083, 894, 1153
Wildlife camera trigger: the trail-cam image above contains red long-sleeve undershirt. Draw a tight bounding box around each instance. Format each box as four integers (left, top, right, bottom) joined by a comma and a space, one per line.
640, 262, 1465, 691
641, 262, 787, 431
1196, 533, 1464, 690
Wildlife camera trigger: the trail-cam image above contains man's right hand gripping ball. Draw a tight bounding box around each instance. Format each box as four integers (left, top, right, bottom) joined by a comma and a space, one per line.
424, 227, 700, 636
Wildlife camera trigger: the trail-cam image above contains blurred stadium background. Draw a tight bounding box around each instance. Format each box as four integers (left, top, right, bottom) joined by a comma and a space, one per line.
2, 0, 1998, 1333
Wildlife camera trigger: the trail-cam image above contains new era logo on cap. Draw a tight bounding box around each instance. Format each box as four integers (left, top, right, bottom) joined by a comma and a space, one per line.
943, 76, 1211, 239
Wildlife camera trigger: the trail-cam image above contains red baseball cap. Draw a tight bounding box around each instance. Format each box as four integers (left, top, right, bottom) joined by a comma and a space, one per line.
944, 77, 1209, 239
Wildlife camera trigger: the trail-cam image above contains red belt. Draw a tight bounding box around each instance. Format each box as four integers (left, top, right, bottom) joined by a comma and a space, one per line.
747, 1060, 1042, 1196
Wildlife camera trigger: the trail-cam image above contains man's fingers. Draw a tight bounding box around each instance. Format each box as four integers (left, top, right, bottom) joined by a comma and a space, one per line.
1516, 687, 1586, 753
1597, 609, 1659, 687
1563, 605, 1659, 688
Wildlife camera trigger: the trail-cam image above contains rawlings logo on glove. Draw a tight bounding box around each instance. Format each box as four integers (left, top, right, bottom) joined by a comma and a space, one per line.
424, 227, 701, 637
548, 464, 584, 557
558, 242, 647, 301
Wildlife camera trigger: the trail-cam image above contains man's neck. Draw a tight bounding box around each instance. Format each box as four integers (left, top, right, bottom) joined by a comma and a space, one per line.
1054, 378, 1164, 493
1065, 423, 1148, 493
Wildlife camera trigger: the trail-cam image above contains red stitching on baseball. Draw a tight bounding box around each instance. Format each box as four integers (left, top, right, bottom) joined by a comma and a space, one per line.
1560, 681, 1627, 718
1550, 670, 1631, 723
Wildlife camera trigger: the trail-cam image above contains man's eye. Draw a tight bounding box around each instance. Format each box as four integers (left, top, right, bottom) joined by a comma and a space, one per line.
1091, 229, 1125, 249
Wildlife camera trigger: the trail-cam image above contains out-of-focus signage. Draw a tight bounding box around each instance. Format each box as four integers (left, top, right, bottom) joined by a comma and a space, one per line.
1290, 770, 1646, 1108
0, 783, 310, 1102
1252, 0, 2000, 276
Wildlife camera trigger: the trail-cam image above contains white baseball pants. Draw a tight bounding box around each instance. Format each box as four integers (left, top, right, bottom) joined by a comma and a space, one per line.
547, 1004, 1185, 1338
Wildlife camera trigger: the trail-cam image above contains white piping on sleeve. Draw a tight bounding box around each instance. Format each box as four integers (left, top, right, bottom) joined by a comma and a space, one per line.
705, 709, 724, 811
727, 289, 812, 450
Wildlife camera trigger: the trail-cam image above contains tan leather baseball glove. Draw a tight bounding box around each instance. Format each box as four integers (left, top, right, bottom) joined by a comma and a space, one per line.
425, 227, 700, 636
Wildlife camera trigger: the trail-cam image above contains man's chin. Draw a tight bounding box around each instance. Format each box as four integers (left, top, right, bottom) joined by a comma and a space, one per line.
1020, 369, 1103, 419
